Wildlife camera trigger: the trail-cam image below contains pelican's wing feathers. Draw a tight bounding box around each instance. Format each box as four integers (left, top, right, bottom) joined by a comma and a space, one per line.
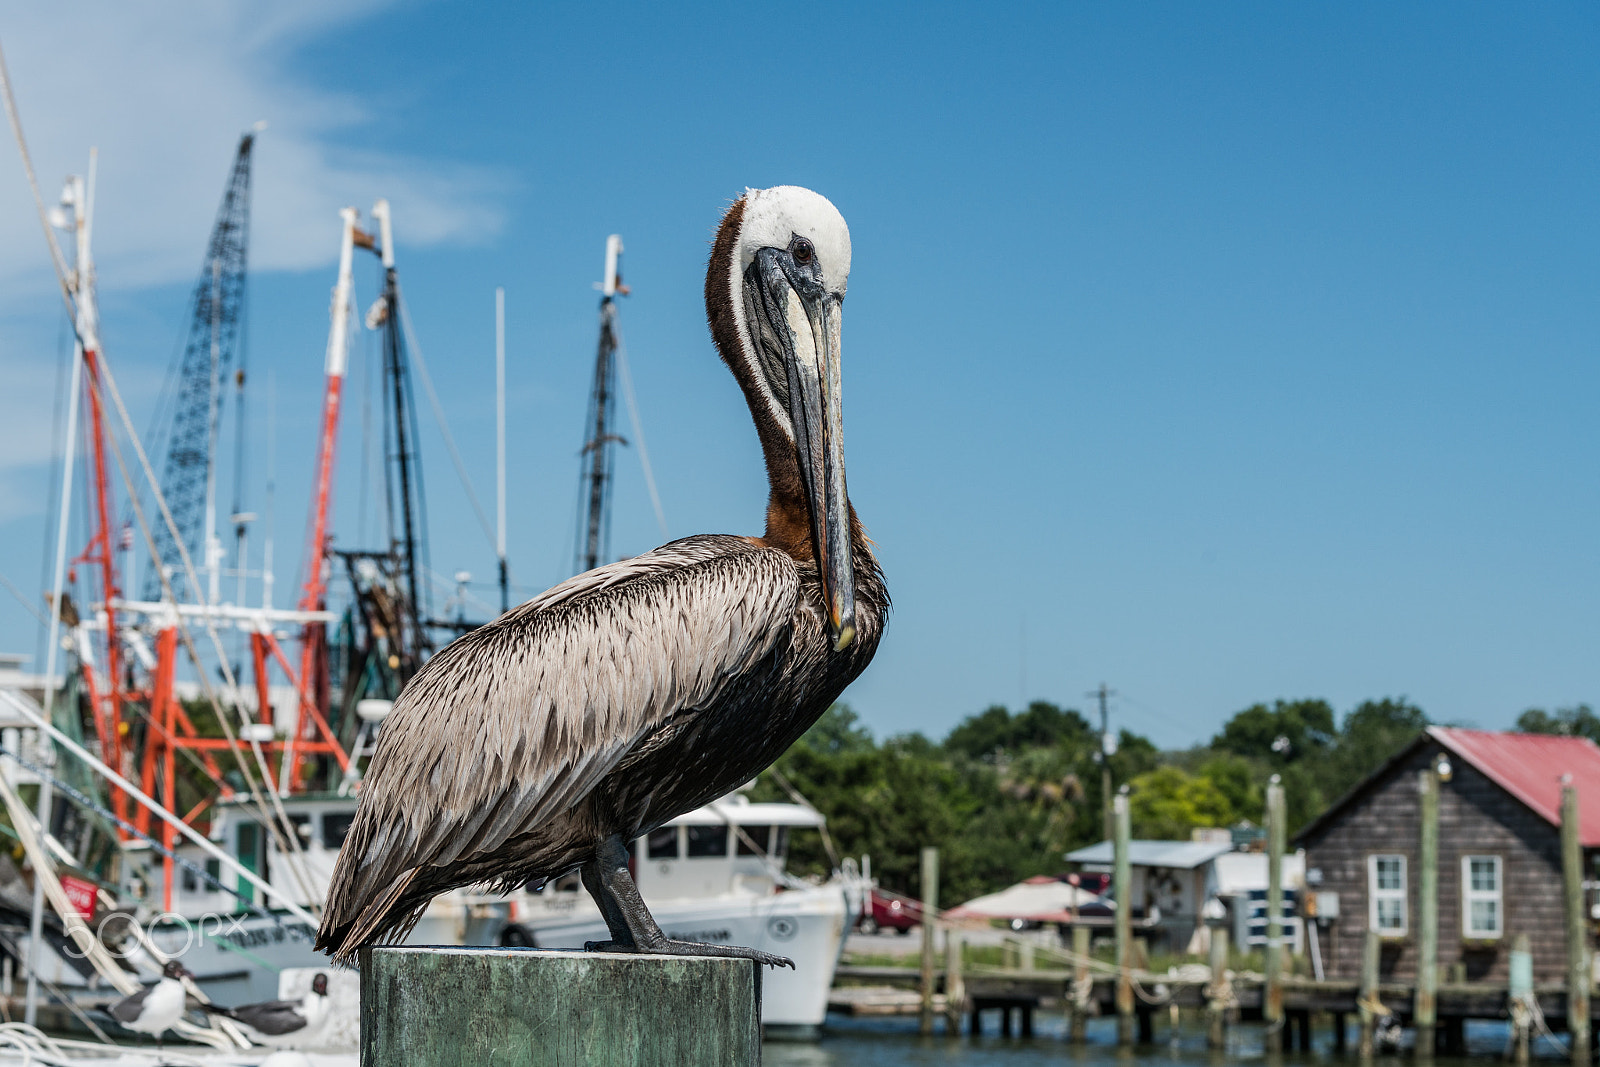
319, 536, 798, 950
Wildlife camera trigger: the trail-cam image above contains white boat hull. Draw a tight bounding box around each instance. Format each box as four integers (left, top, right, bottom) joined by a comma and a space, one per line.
511, 885, 851, 1031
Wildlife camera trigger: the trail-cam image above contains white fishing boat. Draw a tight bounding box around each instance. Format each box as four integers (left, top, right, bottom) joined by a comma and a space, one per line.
496, 793, 866, 1037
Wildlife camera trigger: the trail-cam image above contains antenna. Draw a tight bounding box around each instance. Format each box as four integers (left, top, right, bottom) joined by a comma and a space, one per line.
496, 287, 508, 614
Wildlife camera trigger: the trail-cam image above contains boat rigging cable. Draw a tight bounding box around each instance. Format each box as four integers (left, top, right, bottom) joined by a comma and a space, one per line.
0, 748, 307, 940
0, 56, 321, 906
0, 688, 319, 927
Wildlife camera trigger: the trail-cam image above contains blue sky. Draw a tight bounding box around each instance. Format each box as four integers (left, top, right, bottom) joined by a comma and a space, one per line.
0, 3, 1595, 746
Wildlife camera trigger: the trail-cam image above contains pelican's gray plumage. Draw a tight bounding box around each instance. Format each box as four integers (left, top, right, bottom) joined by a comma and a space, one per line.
316, 186, 887, 967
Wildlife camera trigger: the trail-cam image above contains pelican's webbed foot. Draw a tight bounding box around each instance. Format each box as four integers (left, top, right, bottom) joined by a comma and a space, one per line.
581, 834, 796, 970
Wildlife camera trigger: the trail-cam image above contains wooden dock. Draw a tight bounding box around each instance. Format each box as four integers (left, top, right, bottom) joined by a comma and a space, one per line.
834, 963, 1600, 1048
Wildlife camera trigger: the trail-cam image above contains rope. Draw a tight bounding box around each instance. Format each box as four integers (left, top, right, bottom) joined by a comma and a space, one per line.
0, 750, 307, 941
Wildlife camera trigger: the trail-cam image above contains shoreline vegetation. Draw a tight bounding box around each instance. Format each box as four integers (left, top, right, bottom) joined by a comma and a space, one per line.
753, 698, 1595, 909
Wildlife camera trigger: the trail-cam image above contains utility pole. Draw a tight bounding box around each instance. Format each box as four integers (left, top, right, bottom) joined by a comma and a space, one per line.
1090, 683, 1117, 843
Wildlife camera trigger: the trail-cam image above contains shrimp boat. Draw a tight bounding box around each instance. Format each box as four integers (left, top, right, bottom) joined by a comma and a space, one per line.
121, 788, 864, 1033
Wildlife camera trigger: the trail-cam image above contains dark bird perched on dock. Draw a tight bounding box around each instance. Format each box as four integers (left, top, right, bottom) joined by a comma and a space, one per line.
202, 973, 330, 1046
108, 960, 191, 1037
316, 186, 887, 968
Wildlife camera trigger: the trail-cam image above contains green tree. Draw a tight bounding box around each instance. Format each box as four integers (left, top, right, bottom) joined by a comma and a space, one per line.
943, 701, 1093, 760
1127, 766, 1236, 839
1516, 704, 1600, 745
1197, 752, 1264, 824
1212, 699, 1335, 765
1321, 697, 1429, 798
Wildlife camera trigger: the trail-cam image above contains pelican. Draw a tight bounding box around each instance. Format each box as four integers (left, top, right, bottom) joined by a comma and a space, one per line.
316, 186, 887, 968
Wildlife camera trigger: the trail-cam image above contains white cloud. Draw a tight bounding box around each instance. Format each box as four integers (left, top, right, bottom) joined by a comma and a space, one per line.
0, 0, 507, 299
0, 1, 508, 522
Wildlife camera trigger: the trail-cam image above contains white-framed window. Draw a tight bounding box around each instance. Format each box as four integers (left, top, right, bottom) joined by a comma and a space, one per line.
1368, 854, 1408, 936
1461, 855, 1503, 938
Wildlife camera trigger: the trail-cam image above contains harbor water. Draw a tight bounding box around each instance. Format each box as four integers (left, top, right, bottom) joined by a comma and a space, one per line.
766, 1016, 1562, 1066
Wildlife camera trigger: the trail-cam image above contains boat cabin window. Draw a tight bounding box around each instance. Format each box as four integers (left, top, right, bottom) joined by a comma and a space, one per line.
323, 811, 356, 849
773, 826, 789, 859
686, 825, 727, 858
646, 827, 678, 860
736, 825, 772, 857
277, 813, 312, 846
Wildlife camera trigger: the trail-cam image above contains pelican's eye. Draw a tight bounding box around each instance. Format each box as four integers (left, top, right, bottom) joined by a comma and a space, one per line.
791, 237, 815, 265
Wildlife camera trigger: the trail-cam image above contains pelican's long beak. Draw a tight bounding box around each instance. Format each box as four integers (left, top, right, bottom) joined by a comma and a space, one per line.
751, 249, 856, 650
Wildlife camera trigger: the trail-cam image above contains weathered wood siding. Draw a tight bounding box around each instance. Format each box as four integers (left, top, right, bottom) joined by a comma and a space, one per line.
1299, 739, 1574, 984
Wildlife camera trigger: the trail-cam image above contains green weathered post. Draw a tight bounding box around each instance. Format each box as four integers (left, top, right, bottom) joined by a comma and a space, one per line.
361, 947, 761, 1066
1265, 775, 1285, 1049
1206, 923, 1230, 1049
920, 846, 939, 1037
1358, 928, 1379, 1060
1417, 767, 1439, 1059
1115, 788, 1134, 1046
1070, 924, 1091, 1044
1562, 782, 1590, 1065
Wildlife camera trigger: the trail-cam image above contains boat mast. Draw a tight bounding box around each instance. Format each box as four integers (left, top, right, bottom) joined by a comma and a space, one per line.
496, 286, 508, 615
577, 235, 627, 574
372, 200, 430, 651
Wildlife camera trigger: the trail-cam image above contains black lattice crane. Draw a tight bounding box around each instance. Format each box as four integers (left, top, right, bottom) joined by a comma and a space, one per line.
144, 131, 255, 603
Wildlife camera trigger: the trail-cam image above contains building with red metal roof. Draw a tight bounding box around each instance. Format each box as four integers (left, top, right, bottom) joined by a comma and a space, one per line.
1295, 726, 1600, 988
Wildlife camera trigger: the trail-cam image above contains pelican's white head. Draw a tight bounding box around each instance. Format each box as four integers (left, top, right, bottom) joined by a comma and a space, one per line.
709, 185, 857, 650
735, 186, 851, 299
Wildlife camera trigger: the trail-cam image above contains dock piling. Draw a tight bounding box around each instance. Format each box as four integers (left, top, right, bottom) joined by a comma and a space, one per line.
1070, 924, 1091, 1044
1265, 776, 1285, 1049
1114, 788, 1134, 1046
1358, 927, 1379, 1060
920, 845, 940, 1037
1511, 932, 1532, 1066
1206, 924, 1230, 1048
360, 947, 760, 1066
944, 925, 964, 1035
1562, 783, 1590, 1064
1416, 767, 1439, 1060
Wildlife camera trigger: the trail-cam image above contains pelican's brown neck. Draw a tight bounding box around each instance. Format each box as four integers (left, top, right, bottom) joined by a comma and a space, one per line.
705, 196, 814, 563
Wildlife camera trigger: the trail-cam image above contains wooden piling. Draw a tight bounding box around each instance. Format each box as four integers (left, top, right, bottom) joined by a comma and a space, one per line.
1358, 927, 1379, 1060
944, 926, 964, 1035
1070, 924, 1091, 1044
1206, 923, 1230, 1049
1114, 789, 1134, 1045
1511, 932, 1532, 1066
920, 845, 939, 1037
1018, 938, 1035, 971
1562, 783, 1590, 1065
1416, 767, 1439, 1060
1265, 776, 1285, 1048
360, 947, 760, 1066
